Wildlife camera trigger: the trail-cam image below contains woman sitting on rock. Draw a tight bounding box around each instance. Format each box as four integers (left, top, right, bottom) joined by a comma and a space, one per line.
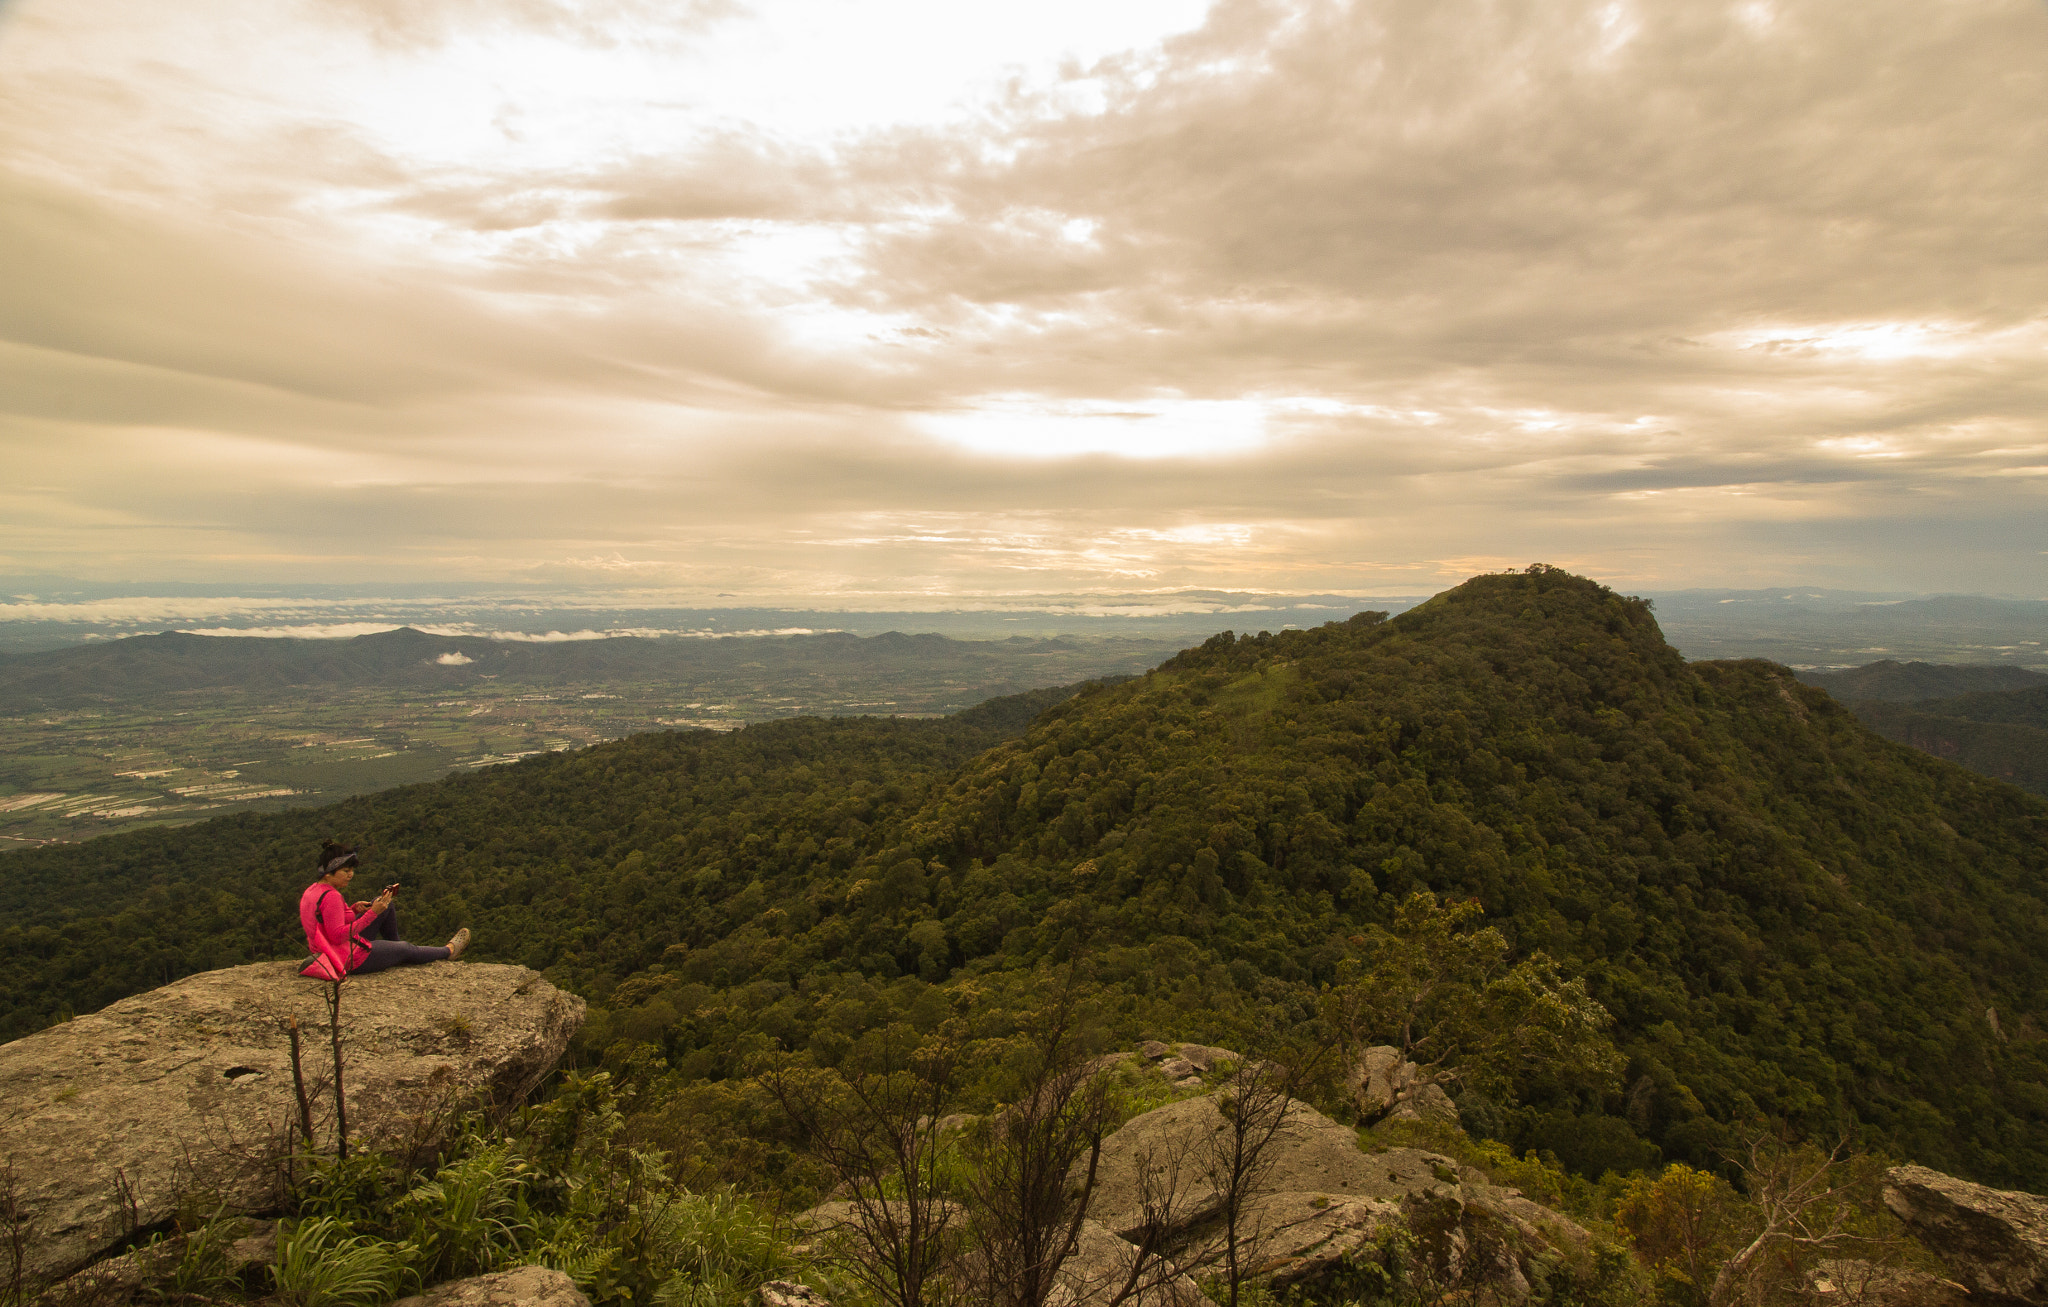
299, 839, 469, 982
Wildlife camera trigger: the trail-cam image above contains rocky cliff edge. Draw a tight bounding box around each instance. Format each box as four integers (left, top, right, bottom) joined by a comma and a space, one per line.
0, 961, 584, 1283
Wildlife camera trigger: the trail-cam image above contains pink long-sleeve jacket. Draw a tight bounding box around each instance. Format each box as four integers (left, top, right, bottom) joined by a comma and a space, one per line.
299, 882, 370, 980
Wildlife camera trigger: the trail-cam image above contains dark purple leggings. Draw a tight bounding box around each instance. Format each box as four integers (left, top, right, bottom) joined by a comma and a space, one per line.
350, 905, 452, 974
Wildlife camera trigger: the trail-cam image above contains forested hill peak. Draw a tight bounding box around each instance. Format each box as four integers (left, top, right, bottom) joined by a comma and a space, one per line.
951, 565, 1696, 792
840, 566, 2048, 1184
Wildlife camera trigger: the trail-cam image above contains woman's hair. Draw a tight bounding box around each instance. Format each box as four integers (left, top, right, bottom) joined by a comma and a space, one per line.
317, 839, 359, 879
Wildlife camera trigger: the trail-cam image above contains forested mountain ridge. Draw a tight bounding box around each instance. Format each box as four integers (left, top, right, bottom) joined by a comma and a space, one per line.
1796, 666, 2048, 797
5, 568, 2046, 1193
863, 568, 2048, 1184
0, 685, 1085, 1032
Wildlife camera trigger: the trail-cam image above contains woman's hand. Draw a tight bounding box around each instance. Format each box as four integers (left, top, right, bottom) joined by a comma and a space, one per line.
352, 900, 372, 913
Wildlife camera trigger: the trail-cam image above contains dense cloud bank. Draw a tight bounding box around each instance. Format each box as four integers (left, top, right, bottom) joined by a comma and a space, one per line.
0, 0, 2042, 593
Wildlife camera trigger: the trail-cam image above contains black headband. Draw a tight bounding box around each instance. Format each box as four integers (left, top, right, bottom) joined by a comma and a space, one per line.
320, 851, 359, 876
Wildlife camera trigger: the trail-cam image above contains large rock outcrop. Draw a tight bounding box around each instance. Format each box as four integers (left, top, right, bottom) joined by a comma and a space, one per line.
1052, 1219, 1206, 1307
1085, 1084, 1587, 1295
1884, 1164, 2048, 1306
1350, 1046, 1458, 1127
1089, 1095, 1419, 1239
0, 961, 584, 1284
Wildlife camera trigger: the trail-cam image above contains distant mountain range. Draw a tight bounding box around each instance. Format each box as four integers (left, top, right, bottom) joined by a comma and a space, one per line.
1653, 592, 2048, 665
1800, 660, 2048, 701
0, 578, 1394, 653
7, 575, 2048, 667
0, 626, 1178, 715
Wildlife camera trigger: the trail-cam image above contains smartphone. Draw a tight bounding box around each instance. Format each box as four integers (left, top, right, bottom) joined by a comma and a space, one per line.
384, 883, 401, 895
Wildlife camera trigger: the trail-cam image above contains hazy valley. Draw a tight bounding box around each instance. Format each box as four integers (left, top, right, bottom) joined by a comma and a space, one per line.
0, 628, 1183, 846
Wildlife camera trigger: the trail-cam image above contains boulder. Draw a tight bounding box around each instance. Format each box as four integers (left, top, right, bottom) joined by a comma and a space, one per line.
390, 1266, 591, 1307
1884, 1165, 2048, 1306
794, 1198, 962, 1259
229, 1219, 281, 1271
1080, 1052, 1136, 1080
758, 1283, 832, 1307
1240, 1191, 1402, 1287
34, 1241, 173, 1306
1175, 1045, 1241, 1073
1087, 1094, 1481, 1276
0, 961, 584, 1284
1085, 1088, 1584, 1299
1489, 1193, 1592, 1256
1350, 1046, 1458, 1126
37, 1216, 279, 1307
1052, 1218, 1206, 1307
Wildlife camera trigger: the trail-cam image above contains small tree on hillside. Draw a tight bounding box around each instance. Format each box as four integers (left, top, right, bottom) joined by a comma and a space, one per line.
1613, 1161, 1747, 1302
1197, 1047, 1328, 1307
1616, 1136, 1902, 1307
763, 1024, 962, 1307
1709, 1138, 1897, 1307
1320, 891, 1622, 1121
958, 985, 1114, 1307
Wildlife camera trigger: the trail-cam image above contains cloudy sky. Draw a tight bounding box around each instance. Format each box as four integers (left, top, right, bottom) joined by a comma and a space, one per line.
2, 0, 2043, 605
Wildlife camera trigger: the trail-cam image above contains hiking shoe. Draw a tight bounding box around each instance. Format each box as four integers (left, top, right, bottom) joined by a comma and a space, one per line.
446, 927, 471, 960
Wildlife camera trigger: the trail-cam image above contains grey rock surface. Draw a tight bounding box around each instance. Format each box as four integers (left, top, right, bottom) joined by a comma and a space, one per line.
1350, 1046, 1458, 1126
390, 1266, 591, 1307
758, 1282, 832, 1307
37, 1216, 279, 1307
1086, 1088, 1583, 1296
1884, 1164, 2048, 1306
1174, 1045, 1241, 1073
1091, 1094, 1486, 1241
795, 1198, 962, 1260
1079, 1052, 1136, 1080
1243, 1191, 1403, 1287
35, 1244, 167, 1306
227, 1219, 280, 1272
1053, 1218, 1206, 1307
0, 961, 583, 1284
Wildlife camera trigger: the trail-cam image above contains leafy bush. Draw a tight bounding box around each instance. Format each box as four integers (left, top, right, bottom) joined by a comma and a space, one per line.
393, 1144, 535, 1281
147, 1211, 245, 1301
270, 1218, 418, 1307
648, 1189, 803, 1307
294, 1153, 406, 1225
